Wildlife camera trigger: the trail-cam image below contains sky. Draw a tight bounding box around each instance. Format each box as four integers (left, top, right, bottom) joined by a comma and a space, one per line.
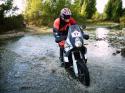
96, 0, 125, 13
15, 0, 125, 14
0, 0, 26, 14
96, 0, 109, 13
1, 0, 125, 14
13, 0, 26, 14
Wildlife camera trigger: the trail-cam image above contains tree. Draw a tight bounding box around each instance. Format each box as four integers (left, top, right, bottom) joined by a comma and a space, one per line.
71, 0, 82, 16
104, 0, 112, 20
74, 0, 84, 7
112, 0, 122, 21
104, 0, 122, 21
80, 0, 96, 19
24, 0, 43, 21
0, 0, 13, 24
122, 8, 125, 16
24, 0, 72, 25
0, 0, 24, 32
92, 11, 102, 20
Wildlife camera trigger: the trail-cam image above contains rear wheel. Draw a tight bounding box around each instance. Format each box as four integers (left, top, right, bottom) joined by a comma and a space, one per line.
77, 59, 90, 86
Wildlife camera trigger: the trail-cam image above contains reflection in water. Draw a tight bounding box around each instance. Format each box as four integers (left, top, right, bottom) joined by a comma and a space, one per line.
94, 41, 111, 57
88, 28, 114, 58
95, 28, 111, 57
96, 28, 109, 40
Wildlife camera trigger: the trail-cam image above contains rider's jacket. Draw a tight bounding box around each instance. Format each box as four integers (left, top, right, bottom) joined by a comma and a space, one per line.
53, 17, 76, 43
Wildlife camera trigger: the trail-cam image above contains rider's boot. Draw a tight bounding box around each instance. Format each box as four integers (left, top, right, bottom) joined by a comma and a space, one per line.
59, 48, 65, 67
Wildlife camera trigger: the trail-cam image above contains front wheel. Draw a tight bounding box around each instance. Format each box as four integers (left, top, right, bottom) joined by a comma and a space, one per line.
77, 59, 90, 86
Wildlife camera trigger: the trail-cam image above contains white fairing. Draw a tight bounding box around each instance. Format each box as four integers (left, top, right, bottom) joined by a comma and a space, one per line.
64, 38, 73, 52
64, 56, 69, 62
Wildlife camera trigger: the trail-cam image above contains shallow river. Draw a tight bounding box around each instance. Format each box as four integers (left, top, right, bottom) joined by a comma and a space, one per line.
0, 27, 125, 93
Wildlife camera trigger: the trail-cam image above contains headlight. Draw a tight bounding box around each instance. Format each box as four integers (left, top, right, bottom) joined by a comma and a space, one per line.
75, 38, 82, 47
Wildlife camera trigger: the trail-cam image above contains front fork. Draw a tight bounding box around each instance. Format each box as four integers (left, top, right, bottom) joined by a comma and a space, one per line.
72, 50, 86, 77
64, 50, 85, 77
72, 52, 79, 77
63, 51, 79, 77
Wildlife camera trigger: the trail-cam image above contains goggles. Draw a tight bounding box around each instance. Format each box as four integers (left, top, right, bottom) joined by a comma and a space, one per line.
64, 15, 71, 20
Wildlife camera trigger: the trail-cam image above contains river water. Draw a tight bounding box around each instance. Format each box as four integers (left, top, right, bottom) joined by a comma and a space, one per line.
0, 27, 125, 93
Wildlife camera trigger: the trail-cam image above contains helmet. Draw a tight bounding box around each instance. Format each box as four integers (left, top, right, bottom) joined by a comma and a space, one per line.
60, 8, 72, 20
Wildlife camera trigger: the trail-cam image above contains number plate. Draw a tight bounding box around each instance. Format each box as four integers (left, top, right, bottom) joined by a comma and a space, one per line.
71, 30, 81, 37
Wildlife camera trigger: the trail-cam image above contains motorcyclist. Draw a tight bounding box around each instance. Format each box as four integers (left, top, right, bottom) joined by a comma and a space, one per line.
53, 8, 89, 67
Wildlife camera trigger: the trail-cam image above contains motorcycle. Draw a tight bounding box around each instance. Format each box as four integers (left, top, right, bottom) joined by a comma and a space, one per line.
60, 24, 90, 86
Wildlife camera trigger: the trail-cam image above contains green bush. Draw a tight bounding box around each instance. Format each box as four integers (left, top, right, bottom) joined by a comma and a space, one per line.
0, 15, 24, 33
119, 16, 125, 28
120, 16, 125, 24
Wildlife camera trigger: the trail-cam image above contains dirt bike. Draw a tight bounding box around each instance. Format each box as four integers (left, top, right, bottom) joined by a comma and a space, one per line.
59, 24, 90, 86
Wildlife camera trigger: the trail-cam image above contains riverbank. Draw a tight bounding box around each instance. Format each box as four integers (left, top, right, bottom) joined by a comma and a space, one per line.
108, 28, 125, 57
0, 25, 52, 40
84, 20, 124, 29
1, 20, 124, 38
108, 29, 125, 48
0, 24, 125, 49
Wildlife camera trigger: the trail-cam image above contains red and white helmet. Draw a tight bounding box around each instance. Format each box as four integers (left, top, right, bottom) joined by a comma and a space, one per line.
60, 8, 72, 20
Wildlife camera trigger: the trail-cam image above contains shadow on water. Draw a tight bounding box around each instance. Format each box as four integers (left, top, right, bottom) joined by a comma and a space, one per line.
0, 36, 22, 47
0, 28, 125, 93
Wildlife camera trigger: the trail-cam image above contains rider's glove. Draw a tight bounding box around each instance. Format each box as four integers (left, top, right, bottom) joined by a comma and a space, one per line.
55, 35, 67, 43
84, 34, 89, 40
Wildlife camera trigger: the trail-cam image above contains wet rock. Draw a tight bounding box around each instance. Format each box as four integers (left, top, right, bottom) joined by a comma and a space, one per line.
112, 49, 121, 56
96, 38, 106, 41
39, 57, 47, 60
122, 28, 125, 31
51, 69, 56, 73
112, 52, 117, 56
120, 41, 125, 45
20, 86, 33, 90
121, 48, 125, 57
94, 44, 97, 47
116, 49, 121, 54
14, 71, 21, 78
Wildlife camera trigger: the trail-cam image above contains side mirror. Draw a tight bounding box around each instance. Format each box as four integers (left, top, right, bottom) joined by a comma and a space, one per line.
79, 25, 86, 30
82, 25, 86, 29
